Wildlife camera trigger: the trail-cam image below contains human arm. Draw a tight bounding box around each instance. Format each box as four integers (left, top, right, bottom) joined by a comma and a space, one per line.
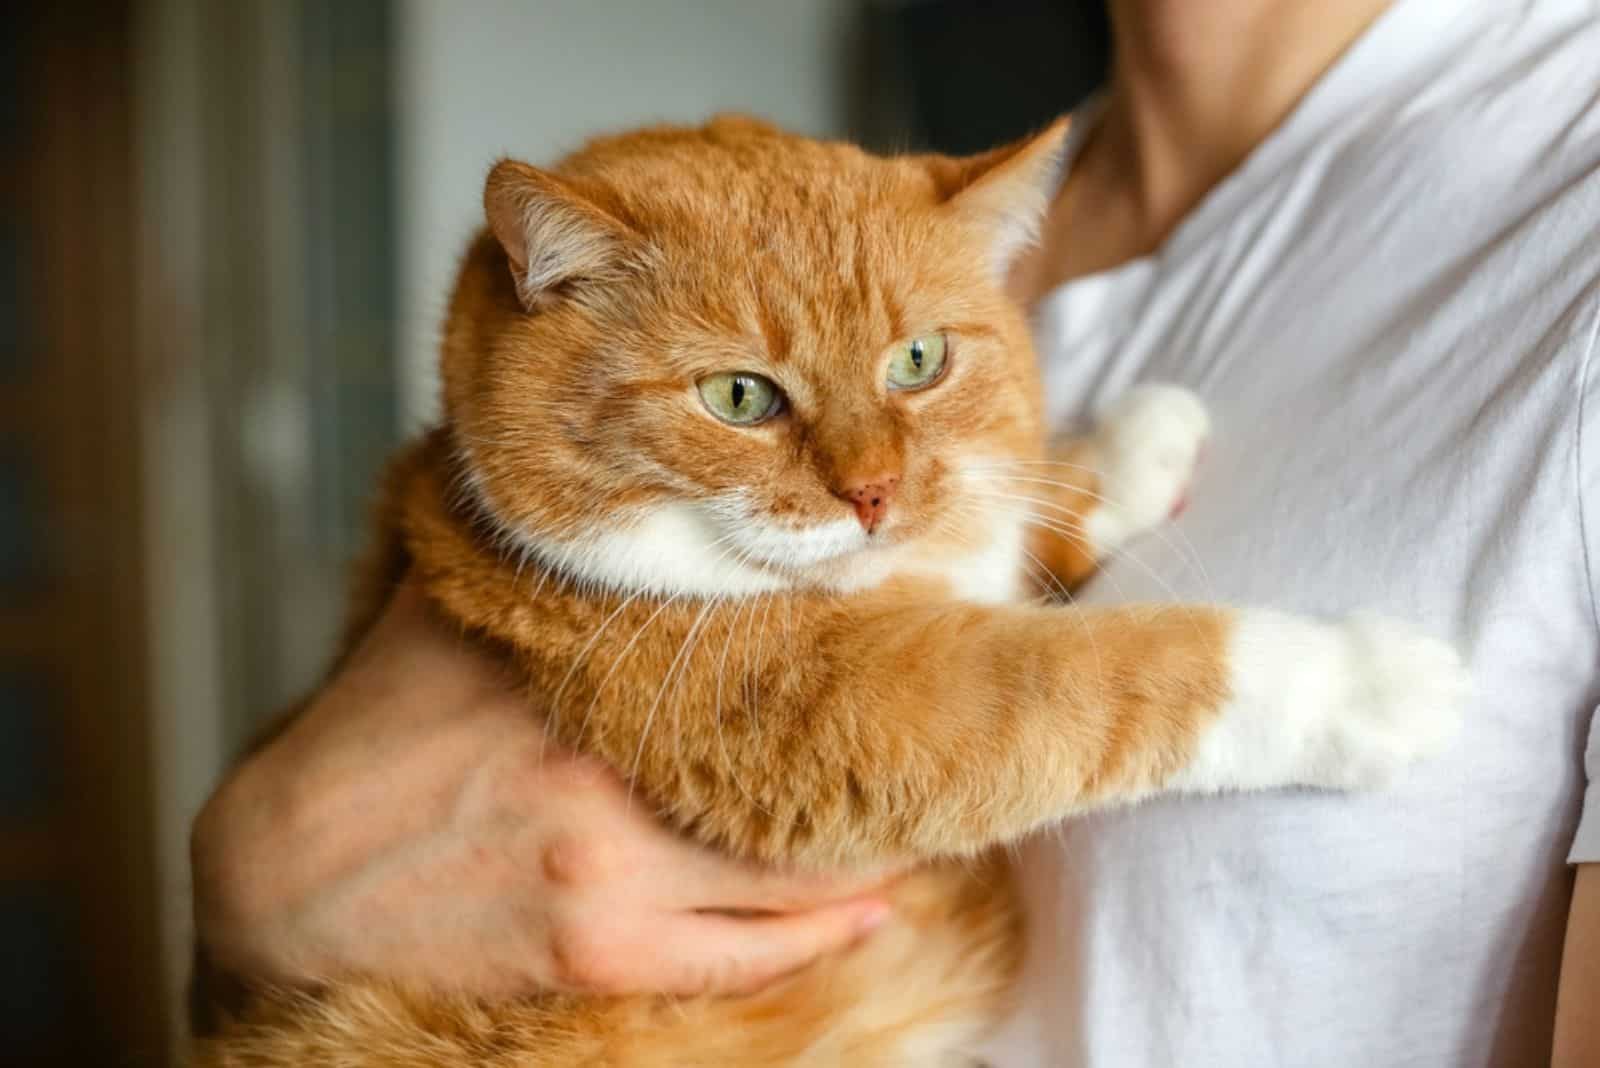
1553, 864, 1600, 1067
189, 583, 894, 1027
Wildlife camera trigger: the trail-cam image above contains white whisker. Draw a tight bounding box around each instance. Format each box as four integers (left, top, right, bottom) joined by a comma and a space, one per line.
629, 597, 718, 804
578, 591, 682, 747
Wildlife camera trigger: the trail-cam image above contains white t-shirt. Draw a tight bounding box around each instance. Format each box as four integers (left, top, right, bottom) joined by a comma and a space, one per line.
982, 1, 1600, 1065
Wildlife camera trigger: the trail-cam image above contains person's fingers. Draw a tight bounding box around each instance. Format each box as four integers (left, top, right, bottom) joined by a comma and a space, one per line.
664, 898, 894, 996
549, 896, 893, 997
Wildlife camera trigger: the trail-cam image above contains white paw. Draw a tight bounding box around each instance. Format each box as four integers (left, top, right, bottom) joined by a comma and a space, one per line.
1303, 615, 1469, 788
1086, 383, 1210, 552
1171, 611, 1469, 795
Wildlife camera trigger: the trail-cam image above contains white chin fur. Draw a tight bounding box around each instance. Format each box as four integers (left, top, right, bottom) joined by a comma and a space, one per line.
720, 515, 870, 571
502, 501, 797, 598
491, 499, 1031, 600
1170, 611, 1469, 795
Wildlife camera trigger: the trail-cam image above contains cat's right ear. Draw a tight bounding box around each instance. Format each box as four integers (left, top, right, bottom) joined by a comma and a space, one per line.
484, 160, 638, 311
935, 118, 1071, 282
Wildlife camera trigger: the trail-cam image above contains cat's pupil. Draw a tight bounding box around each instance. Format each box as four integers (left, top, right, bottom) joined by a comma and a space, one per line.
910, 342, 923, 369
732, 379, 746, 408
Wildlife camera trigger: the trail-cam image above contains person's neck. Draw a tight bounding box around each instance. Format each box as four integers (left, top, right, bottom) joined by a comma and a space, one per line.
1007, 0, 1394, 301
1096, 0, 1391, 241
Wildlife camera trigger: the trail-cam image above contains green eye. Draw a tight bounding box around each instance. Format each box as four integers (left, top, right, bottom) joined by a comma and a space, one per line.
886, 333, 948, 390
697, 371, 784, 426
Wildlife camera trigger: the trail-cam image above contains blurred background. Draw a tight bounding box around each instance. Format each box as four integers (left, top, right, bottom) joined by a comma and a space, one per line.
1, 1, 1107, 1062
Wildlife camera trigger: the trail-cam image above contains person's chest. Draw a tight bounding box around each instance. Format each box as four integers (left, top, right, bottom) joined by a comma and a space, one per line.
995, 112, 1600, 1064
984, 9, 1600, 1063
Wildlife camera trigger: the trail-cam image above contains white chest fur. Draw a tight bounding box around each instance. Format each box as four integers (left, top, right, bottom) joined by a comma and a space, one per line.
908, 511, 1028, 605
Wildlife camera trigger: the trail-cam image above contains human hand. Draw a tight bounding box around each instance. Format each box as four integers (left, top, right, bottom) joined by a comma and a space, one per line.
190, 582, 895, 999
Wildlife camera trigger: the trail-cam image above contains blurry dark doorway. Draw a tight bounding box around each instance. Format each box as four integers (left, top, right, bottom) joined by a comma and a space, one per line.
2, 0, 400, 1061
2, 3, 164, 1063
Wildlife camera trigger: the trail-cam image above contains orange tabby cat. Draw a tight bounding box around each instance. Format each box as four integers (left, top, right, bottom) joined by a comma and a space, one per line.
193, 117, 1467, 1066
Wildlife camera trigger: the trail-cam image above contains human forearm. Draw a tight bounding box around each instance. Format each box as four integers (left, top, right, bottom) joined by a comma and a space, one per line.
1553, 863, 1600, 1067
187, 583, 891, 1024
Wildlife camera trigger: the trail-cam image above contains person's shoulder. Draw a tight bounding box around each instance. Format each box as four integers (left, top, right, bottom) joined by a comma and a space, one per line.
1406, 1, 1600, 142
1395, 1, 1600, 232
1490, 0, 1600, 140
1493, 0, 1600, 66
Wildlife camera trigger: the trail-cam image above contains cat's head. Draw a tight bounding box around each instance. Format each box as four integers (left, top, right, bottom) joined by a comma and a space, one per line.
443, 116, 1067, 598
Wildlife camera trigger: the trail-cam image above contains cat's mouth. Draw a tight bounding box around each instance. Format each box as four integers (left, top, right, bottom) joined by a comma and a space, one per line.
719, 515, 874, 573
693, 489, 915, 581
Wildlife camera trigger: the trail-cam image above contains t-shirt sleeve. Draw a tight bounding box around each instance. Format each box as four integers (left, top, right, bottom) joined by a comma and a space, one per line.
1569, 298, 1600, 865
1574, 711, 1600, 863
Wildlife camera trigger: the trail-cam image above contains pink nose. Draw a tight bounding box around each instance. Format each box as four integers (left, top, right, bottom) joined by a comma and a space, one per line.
835, 475, 898, 534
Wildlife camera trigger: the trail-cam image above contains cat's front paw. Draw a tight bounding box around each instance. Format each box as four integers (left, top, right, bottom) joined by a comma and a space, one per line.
1302, 614, 1469, 789
1086, 383, 1210, 553
1171, 611, 1469, 795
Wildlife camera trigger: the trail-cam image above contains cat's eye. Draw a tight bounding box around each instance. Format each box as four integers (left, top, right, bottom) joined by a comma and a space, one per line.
885, 333, 949, 391
697, 371, 784, 426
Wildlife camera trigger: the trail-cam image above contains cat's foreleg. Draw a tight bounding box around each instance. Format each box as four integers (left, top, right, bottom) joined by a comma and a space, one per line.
595, 597, 1467, 868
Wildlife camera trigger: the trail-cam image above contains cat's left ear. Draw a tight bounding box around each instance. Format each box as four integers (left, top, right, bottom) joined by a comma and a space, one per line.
936, 118, 1071, 279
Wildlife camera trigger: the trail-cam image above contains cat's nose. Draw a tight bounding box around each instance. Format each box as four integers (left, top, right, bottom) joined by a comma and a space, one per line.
834, 474, 899, 534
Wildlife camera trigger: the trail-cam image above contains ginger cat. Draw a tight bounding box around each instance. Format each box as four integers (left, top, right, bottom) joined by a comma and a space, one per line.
194, 117, 1467, 1066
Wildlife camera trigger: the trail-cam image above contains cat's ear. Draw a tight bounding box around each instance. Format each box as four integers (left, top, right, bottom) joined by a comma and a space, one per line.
484, 160, 639, 310
937, 118, 1071, 278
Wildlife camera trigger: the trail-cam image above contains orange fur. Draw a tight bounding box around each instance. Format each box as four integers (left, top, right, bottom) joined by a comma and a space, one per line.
193, 117, 1244, 1065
